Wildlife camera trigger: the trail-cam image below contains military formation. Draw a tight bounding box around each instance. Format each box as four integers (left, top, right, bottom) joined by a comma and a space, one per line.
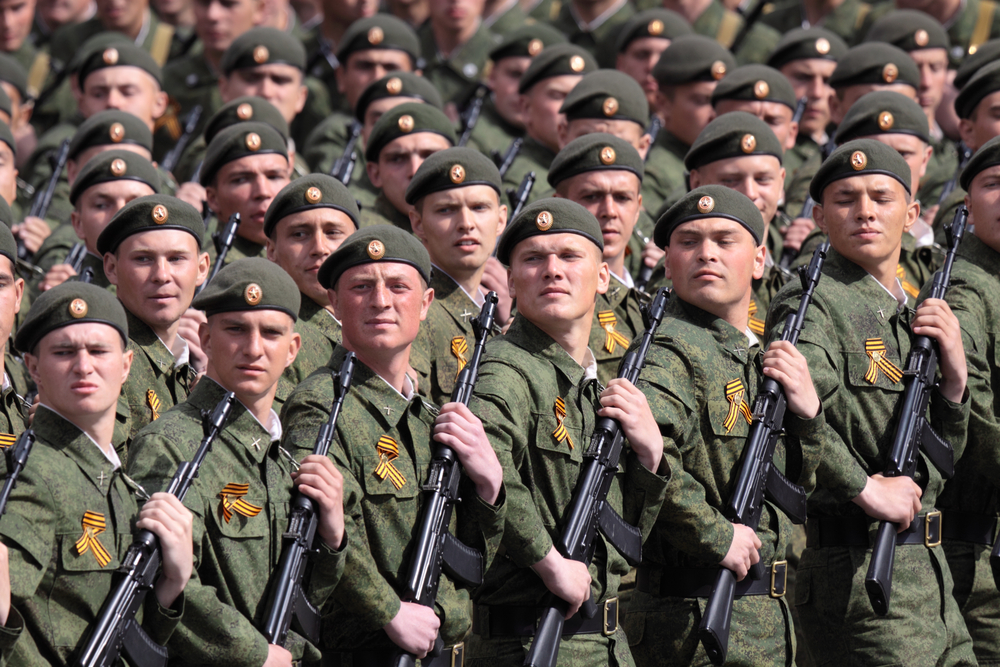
0, 0, 999, 665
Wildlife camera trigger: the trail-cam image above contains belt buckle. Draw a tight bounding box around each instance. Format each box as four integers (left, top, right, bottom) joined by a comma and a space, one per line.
925, 511, 942, 548
770, 560, 788, 598
603, 597, 619, 636
449, 642, 464, 667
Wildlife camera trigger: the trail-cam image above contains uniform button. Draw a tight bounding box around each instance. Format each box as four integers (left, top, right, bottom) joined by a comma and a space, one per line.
186, 73, 199, 87
462, 63, 478, 78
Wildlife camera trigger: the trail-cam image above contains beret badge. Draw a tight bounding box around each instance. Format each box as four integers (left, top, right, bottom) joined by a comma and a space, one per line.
815, 38, 830, 55
569, 55, 586, 72
536, 211, 553, 230
151, 204, 169, 224
110, 159, 127, 177
103, 48, 118, 65
245, 132, 261, 150
741, 134, 757, 153
367, 239, 385, 260
697, 195, 714, 213
648, 19, 664, 35
882, 63, 898, 83
109, 122, 125, 143
368, 27, 384, 45
851, 150, 868, 170
710, 60, 727, 80
305, 186, 322, 204
398, 114, 414, 132
600, 147, 616, 165
914, 29, 929, 47
244, 283, 263, 305
528, 39, 543, 56
236, 103, 253, 120
449, 164, 466, 184
878, 111, 894, 131
253, 45, 269, 64
753, 80, 769, 99
386, 77, 403, 94
602, 97, 619, 116
69, 298, 88, 318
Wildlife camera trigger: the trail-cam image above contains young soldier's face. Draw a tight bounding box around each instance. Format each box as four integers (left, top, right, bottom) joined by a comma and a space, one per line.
658, 81, 717, 146
559, 118, 650, 157
38, 0, 91, 27
488, 56, 531, 127
27, 323, 133, 421
207, 153, 291, 245
508, 232, 609, 331
0, 0, 36, 52
858, 132, 932, 197
96, 0, 147, 32
221, 65, 308, 123
367, 133, 453, 215
322, 0, 378, 25
967, 165, 1000, 252
78, 68, 169, 129
266, 209, 355, 307
71, 180, 156, 253
690, 155, 785, 228
960, 92, 1000, 153
201, 309, 300, 401
0, 257, 23, 350
714, 99, 798, 151
362, 96, 421, 142
329, 262, 433, 359
557, 171, 641, 266
910, 48, 949, 119
411, 184, 507, 274
780, 58, 836, 139
337, 49, 414, 110
0, 141, 15, 205
616, 37, 671, 111
428, 0, 484, 33
0, 82, 25, 134
521, 75, 582, 151
105, 229, 210, 332
665, 218, 764, 314
193, 0, 262, 53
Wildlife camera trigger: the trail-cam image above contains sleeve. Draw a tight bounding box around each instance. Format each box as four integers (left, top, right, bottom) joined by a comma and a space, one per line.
456, 477, 507, 574
305, 528, 349, 610
141, 590, 185, 648
0, 606, 24, 666
620, 450, 669, 542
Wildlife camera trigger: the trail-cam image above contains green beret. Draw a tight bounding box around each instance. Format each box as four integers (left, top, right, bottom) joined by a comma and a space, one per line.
809, 138, 911, 202
960, 134, 1000, 191
955, 60, 1000, 120
829, 43, 920, 91
686, 111, 783, 170
336, 14, 421, 65
96, 193, 205, 254
318, 224, 431, 289
265, 174, 361, 237
0, 120, 14, 157
955, 38, 1000, 89
76, 36, 162, 87
548, 133, 643, 188
355, 72, 443, 122
70, 150, 161, 206
835, 90, 929, 145
496, 197, 603, 265
0, 53, 29, 99
654, 185, 764, 248
489, 24, 567, 62
192, 257, 300, 321
560, 69, 649, 127
204, 97, 290, 145
653, 34, 736, 86
865, 9, 950, 52
68, 110, 153, 160
711, 64, 796, 110
767, 27, 848, 69
364, 102, 456, 163
15, 282, 128, 354
0, 204, 16, 265
200, 122, 288, 187
615, 9, 692, 53
0, 87, 9, 120
405, 147, 502, 205
518, 44, 597, 94
222, 27, 306, 74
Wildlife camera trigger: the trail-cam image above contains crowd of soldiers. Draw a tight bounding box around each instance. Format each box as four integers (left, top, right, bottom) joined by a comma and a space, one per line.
0, 0, 998, 665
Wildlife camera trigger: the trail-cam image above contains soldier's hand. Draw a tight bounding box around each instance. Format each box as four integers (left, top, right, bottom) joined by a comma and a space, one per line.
531, 547, 592, 618
12, 216, 52, 254
262, 643, 294, 667
912, 298, 967, 403
720, 524, 761, 581
39, 263, 77, 292
480, 257, 513, 325
433, 403, 502, 505
598, 379, 663, 473
0, 542, 9, 626
178, 308, 208, 376
762, 340, 820, 418
175, 182, 207, 210
291, 455, 345, 550
853, 474, 923, 531
139, 493, 194, 609
641, 239, 664, 269
383, 601, 441, 657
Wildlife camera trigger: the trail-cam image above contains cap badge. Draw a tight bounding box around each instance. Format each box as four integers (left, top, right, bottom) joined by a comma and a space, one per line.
450, 164, 466, 184
600, 146, 616, 165
386, 77, 403, 94
110, 158, 127, 177
710, 60, 727, 80
882, 63, 898, 83
569, 55, 586, 72
741, 134, 757, 153
152, 204, 169, 224
245, 132, 261, 150
753, 80, 769, 99
536, 210, 553, 230
367, 239, 385, 260
305, 186, 322, 203
697, 195, 714, 213
851, 150, 868, 170
527, 38, 544, 56
878, 111, 894, 131
602, 97, 619, 116
69, 298, 88, 318
102, 48, 118, 65
244, 283, 263, 305
398, 114, 414, 132
648, 19, 664, 35
368, 26, 384, 45
914, 29, 929, 47
236, 103, 253, 120
253, 45, 269, 64
109, 122, 125, 143
815, 38, 831, 55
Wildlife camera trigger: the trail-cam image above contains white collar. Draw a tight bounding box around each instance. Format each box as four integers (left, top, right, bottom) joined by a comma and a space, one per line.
745, 328, 760, 349
379, 371, 417, 401
483, 0, 519, 28
40, 403, 121, 469
134, 9, 151, 47
569, 0, 627, 31
582, 347, 599, 381
156, 333, 190, 366
869, 273, 908, 311
610, 270, 634, 289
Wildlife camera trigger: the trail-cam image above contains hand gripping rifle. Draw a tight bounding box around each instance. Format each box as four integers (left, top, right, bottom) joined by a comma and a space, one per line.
698, 242, 829, 665
524, 287, 671, 667
331, 121, 362, 186
864, 205, 967, 616
195, 213, 240, 296
261, 352, 357, 647
393, 292, 500, 667
74, 392, 237, 667
0, 431, 37, 519
22, 138, 71, 261
160, 105, 203, 175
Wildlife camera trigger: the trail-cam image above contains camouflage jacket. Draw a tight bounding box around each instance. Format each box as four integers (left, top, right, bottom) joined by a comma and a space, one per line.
641, 130, 688, 218
691, 0, 780, 65
358, 193, 413, 232
418, 23, 500, 108
466, 96, 523, 160
759, 0, 875, 47
275, 304, 339, 407
547, 0, 636, 68
500, 136, 556, 209
589, 274, 646, 386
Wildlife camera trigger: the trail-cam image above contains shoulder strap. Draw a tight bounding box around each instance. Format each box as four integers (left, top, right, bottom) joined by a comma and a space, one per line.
149, 23, 174, 66
717, 10, 742, 49
971, 0, 996, 55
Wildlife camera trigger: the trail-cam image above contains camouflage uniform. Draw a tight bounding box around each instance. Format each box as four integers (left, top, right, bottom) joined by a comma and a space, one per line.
759, 0, 876, 47
418, 23, 500, 108
466, 97, 523, 161
863, 0, 1000, 66
690, 0, 781, 65
641, 131, 688, 220
500, 137, 556, 208
485, 1, 531, 34
302, 112, 368, 182
302, 32, 349, 115
358, 193, 414, 231
161, 48, 222, 157
547, 0, 637, 67
920, 136, 960, 209
589, 274, 645, 386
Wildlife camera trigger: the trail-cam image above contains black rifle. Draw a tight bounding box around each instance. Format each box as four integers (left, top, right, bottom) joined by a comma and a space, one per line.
634, 228, 654, 293
507, 171, 535, 222
262, 352, 357, 647
331, 121, 362, 186
524, 287, 670, 667
863, 206, 967, 616
79, 267, 95, 284
698, 242, 829, 665
643, 117, 661, 163
196, 213, 241, 296
458, 85, 488, 147
0, 431, 37, 519
937, 141, 974, 207
22, 138, 71, 260
74, 392, 237, 667
496, 138, 523, 179
729, 0, 769, 53
66, 243, 88, 273
160, 105, 203, 174
792, 96, 807, 125
394, 292, 500, 667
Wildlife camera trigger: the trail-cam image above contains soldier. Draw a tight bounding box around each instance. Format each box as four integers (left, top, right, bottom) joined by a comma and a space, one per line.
301, 0, 380, 112
865, 0, 1000, 67
559, 69, 651, 158
0, 0, 42, 74
0, 198, 28, 436
0, 121, 14, 207
281, 225, 505, 664
767, 139, 975, 666
418, 0, 499, 111
759, 0, 875, 47
0, 281, 193, 665
614, 9, 692, 115
661, 0, 780, 65
360, 102, 457, 230
127, 257, 347, 666
0, 54, 35, 163
48, 0, 180, 68
500, 43, 597, 207
546, 0, 635, 68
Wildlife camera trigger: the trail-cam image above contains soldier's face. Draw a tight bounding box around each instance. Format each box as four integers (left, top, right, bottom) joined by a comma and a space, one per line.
362, 96, 421, 142
0, 258, 22, 351
428, 0, 484, 33
79, 68, 168, 129
0, 142, 15, 205
858, 132, 931, 197
0, 0, 36, 52
194, 0, 262, 53
559, 118, 650, 159
38, 0, 92, 29
329, 262, 433, 362
96, 0, 147, 32
411, 184, 507, 274
522, 75, 582, 152
206, 153, 292, 245
910, 48, 948, 118
557, 171, 641, 268
664, 218, 764, 319
968, 165, 1000, 252
714, 99, 798, 151
201, 309, 301, 403
508, 233, 609, 332
616, 37, 671, 111
338, 50, 414, 110
71, 180, 156, 254
488, 56, 530, 127
222, 65, 308, 123
658, 81, 717, 147
368, 132, 453, 215
780, 58, 836, 139
266, 208, 356, 306
323, 0, 378, 25
689, 155, 785, 228
960, 92, 1000, 152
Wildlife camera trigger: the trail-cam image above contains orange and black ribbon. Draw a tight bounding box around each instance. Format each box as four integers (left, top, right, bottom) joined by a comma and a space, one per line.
864, 338, 903, 385
75, 511, 112, 567
552, 397, 575, 450
0, 433, 15, 449
598, 311, 631, 354
146, 389, 161, 421
451, 336, 469, 377
217, 483, 263, 523
723, 379, 754, 433
748, 301, 765, 336
896, 265, 920, 299
374, 435, 407, 489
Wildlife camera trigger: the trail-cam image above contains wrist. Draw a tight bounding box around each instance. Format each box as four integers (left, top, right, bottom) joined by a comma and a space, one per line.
153, 576, 184, 609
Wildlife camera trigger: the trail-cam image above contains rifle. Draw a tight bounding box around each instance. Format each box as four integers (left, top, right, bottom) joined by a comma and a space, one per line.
0, 431, 37, 519
698, 242, 829, 665
22, 138, 71, 260
937, 141, 974, 207
792, 96, 807, 124
394, 292, 500, 667
195, 213, 240, 296
458, 85, 488, 147
643, 117, 661, 163
261, 352, 357, 647
496, 138, 523, 179
79, 267, 95, 284
524, 287, 670, 667
729, 0, 769, 54
633, 228, 654, 293
66, 243, 88, 273
331, 121, 362, 186
863, 205, 967, 616
507, 171, 535, 222
74, 392, 237, 667
160, 105, 203, 175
